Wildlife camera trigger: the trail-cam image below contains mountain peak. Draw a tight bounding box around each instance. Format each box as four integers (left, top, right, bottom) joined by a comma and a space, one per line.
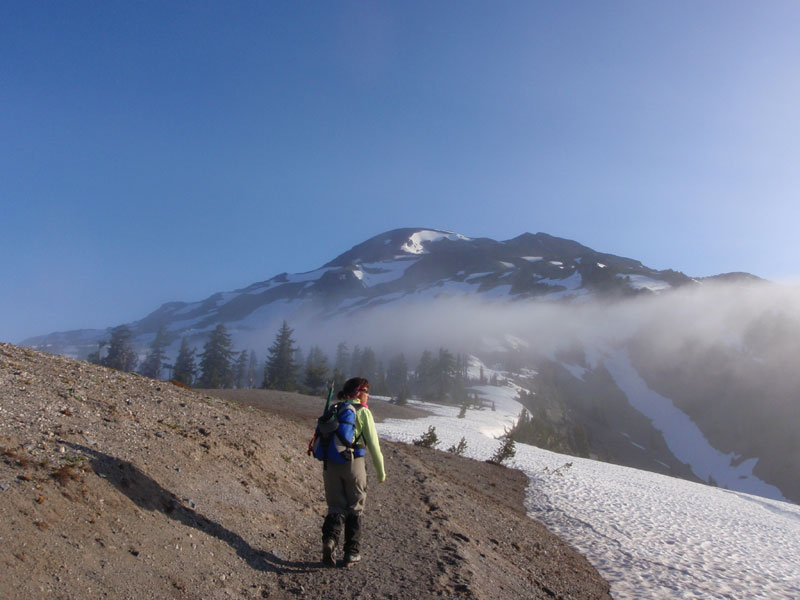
324, 228, 471, 267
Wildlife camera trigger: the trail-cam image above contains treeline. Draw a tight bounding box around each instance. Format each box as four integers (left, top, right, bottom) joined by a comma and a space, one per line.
88, 321, 489, 402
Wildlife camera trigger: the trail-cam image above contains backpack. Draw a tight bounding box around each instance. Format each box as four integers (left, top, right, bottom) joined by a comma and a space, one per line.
309, 401, 366, 465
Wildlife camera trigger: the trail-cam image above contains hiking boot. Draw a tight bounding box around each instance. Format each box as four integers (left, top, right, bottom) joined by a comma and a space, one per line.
322, 539, 336, 567
343, 553, 361, 568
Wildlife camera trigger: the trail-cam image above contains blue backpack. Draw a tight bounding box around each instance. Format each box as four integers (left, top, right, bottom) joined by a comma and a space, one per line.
310, 401, 366, 465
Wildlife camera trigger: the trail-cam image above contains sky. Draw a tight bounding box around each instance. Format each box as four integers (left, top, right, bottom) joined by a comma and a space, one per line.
3, 1, 800, 343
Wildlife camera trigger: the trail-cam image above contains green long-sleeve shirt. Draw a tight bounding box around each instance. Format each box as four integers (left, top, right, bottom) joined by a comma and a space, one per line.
349, 399, 386, 482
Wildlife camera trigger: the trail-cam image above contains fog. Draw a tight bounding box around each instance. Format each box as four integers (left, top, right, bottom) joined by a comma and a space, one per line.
281, 281, 800, 372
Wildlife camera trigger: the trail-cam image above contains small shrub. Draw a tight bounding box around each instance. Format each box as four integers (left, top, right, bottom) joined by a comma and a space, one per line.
489, 431, 516, 465
446, 437, 468, 456
52, 465, 80, 486
542, 462, 573, 477
169, 378, 192, 390
413, 426, 439, 449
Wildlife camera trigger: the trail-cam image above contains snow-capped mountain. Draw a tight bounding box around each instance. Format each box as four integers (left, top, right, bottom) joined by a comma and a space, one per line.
24, 228, 800, 505
22, 228, 703, 358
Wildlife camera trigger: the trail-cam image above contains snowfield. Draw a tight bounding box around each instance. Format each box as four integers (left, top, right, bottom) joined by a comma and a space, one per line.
377, 387, 800, 599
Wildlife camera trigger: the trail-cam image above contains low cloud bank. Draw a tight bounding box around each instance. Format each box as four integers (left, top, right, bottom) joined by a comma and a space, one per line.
293, 281, 800, 368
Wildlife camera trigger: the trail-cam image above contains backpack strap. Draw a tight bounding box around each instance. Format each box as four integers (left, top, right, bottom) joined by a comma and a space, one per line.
336, 403, 366, 453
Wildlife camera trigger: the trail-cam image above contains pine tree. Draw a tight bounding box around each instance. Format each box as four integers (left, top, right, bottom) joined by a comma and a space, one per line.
334, 343, 350, 375
359, 347, 377, 381
437, 347, 456, 401
234, 350, 249, 388
386, 353, 408, 395
413, 426, 439, 449
394, 386, 408, 406
102, 325, 138, 373
87, 340, 107, 365
373, 360, 388, 395
264, 321, 298, 391
294, 346, 306, 378
331, 367, 346, 392
416, 349, 437, 401
139, 325, 169, 379
304, 345, 330, 394
350, 345, 362, 376
447, 437, 468, 456
198, 324, 234, 388
490, 431, 517, 465
172, 337, 197, 386
247, 350, 258, 388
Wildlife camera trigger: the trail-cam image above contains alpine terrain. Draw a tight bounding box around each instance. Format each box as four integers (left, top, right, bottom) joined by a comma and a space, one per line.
21, 228, 800, 504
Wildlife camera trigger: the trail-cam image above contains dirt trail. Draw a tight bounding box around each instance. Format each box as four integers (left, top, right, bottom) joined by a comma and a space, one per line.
0, 343, 610, 599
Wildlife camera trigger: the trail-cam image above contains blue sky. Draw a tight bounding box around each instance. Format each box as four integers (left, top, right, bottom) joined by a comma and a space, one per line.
2, 1, 800, 343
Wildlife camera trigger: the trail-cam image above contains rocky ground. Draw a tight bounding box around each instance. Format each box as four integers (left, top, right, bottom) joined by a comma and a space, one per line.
0, 342, 611, 599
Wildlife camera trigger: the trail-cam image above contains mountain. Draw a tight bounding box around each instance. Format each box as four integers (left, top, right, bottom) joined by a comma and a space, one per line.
22, 228, 703, 358
21, 228, 798, 504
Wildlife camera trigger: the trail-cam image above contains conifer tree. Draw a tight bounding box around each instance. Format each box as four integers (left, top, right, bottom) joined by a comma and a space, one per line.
234, 349, 249, 388
198, 324, 234, 388
416, 349, 437, 400
304, 345, 330, 394
447, 437, 468, 456
173, 337, 197, 386
359, 346, 377, 380
394, 387, 408, 406
373, 360, 388, 395
350, 345, 362, 376
102, 325, 138, 373
139, 325, 169, 379
490, 430, 516, 465
332, 368, 346, 392
413, 426, 439, 449
87, 340, 107, 365
247, 350, 258, 388
294, 346, 306, 377
263, 320, 298, 391
437, 347, 456, 400
334, 343, 350, 375
386, 353, 408, 395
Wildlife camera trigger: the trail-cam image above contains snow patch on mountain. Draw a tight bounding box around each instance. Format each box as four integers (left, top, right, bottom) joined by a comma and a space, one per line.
604, 348, 787, 502
400, 230, 470, 254
379, 391, 800, 600
619, 273, 671, 292
283, 267, 335, 284
358, 259, 417, 287
540, 272, 583, 290
561, 362, 588, 381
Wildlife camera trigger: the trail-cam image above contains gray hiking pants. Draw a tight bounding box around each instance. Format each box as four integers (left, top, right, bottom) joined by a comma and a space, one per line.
323, 456, 367, 516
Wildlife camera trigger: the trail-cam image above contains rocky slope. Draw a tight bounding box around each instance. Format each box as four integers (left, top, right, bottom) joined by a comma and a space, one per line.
0, 342, 610, 599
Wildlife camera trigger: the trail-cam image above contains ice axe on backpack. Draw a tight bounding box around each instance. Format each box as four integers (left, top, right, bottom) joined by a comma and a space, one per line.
307, 381, 335, 456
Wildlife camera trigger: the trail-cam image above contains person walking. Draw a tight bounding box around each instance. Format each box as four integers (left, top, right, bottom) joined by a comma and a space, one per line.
320, 377, 385, 567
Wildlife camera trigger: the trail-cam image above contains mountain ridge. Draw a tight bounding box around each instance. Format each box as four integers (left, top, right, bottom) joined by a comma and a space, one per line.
21, 227, 735, 356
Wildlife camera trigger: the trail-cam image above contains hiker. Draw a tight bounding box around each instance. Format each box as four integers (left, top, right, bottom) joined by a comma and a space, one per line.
318, 377, 385, 567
